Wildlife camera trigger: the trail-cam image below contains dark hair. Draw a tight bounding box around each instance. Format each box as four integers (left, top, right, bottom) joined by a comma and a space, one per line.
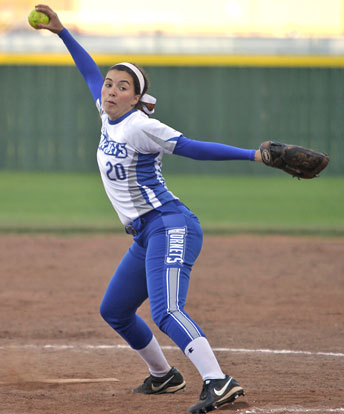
109, 63, 150, 97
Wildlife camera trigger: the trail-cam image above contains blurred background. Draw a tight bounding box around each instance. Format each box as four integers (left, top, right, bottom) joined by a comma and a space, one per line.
2, 0, 344, 37
0, 0, 343, 233
1, 0, 344, 173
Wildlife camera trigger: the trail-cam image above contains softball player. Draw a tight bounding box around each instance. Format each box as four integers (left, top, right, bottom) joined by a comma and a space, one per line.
35, 5, 262, 413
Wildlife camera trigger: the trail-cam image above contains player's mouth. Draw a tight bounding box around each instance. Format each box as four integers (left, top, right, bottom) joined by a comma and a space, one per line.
106, 100, 116, 105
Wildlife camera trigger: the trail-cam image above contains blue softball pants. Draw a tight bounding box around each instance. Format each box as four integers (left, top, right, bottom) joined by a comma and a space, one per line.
100, 200, 205, 351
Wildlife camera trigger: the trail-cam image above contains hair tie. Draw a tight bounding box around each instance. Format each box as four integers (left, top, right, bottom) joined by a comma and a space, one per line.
140, 94, 157, 115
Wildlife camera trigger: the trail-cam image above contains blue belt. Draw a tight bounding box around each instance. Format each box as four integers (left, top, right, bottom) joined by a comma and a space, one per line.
125, 200, 184, 236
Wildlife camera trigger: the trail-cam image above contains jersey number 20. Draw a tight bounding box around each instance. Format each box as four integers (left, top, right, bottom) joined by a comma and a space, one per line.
106, 162, 126, 181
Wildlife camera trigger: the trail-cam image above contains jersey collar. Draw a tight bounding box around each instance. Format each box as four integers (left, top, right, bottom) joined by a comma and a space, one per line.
108, 109, 137, 125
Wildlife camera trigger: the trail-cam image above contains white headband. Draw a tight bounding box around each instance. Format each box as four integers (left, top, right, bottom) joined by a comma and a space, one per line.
116, 62, 145, 94
113, 62, 157, 115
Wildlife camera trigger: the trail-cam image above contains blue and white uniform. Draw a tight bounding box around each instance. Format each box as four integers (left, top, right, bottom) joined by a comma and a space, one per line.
58, 29, 256, 353
97, 107, 180, 225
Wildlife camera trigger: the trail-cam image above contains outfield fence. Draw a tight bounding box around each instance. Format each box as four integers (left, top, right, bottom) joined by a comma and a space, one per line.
1, 57, 343, 174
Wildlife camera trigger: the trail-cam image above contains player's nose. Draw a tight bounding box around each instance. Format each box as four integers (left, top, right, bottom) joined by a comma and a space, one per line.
108, 86, 117, 96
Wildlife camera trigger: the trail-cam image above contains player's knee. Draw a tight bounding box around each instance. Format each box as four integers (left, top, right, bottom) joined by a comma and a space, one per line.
99, 300, 111, 323
100, 299, 133, 333
100, 299, 120, 325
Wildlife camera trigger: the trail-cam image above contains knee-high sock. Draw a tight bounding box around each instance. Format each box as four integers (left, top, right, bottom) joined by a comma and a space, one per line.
136, 336, 171, 377
184, 337, 225, 380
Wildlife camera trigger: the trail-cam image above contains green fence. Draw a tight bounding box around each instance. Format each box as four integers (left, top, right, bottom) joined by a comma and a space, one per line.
1, 64, 343, 174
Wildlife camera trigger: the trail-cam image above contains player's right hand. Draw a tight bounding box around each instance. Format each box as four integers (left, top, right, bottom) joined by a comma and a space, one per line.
34, 4, 64, 34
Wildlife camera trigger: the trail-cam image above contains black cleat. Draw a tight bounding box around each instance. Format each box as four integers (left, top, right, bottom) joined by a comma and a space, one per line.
188, 375, 244, 413
132, 367, 186, 394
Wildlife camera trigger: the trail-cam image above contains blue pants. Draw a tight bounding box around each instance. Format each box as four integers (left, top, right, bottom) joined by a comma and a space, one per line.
100, 200, 205, 351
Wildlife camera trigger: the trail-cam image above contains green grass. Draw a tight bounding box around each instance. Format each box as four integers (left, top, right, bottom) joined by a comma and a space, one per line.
0, 171, 343, 235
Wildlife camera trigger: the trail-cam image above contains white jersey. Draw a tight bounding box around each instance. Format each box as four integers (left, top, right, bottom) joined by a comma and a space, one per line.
96, 101, 181, 226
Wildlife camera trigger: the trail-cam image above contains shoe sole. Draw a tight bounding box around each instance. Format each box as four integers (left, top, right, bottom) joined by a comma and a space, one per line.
132, 380, 186, 395
154, 381, 186, 394
190, 387, 245, 413
216, 386, 244, 405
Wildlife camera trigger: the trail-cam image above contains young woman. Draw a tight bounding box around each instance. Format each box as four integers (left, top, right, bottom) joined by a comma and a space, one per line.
33, 5, 262, 413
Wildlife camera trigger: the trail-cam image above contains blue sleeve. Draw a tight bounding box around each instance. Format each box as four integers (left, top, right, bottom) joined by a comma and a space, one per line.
58, 28, 103, 103
173, 135, 256, 161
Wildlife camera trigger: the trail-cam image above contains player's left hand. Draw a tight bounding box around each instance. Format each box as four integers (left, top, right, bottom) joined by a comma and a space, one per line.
259, 141, 330, 179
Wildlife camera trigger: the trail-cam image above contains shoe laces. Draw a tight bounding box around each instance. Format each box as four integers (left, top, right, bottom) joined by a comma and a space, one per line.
143, 375, 153, 384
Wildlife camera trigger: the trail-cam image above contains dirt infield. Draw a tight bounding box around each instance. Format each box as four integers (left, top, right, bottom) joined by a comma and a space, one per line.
0, 234, 343, 414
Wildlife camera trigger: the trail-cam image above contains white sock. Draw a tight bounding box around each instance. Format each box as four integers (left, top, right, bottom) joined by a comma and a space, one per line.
136, 336, 171, 377
184, 337, 226, 381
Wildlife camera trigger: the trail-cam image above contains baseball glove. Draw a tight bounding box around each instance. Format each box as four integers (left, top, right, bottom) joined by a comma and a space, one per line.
260, 141, 330, 179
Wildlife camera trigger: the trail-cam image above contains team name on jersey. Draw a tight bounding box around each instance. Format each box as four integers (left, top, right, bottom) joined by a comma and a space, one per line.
99, 130, 128, 158
165, 227, 187, 265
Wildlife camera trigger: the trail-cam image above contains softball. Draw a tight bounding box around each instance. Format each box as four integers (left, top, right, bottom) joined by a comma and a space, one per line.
28, 10, 50, 29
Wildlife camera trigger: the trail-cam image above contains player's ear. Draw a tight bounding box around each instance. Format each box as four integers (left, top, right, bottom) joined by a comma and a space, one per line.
132, 94, 141, 106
